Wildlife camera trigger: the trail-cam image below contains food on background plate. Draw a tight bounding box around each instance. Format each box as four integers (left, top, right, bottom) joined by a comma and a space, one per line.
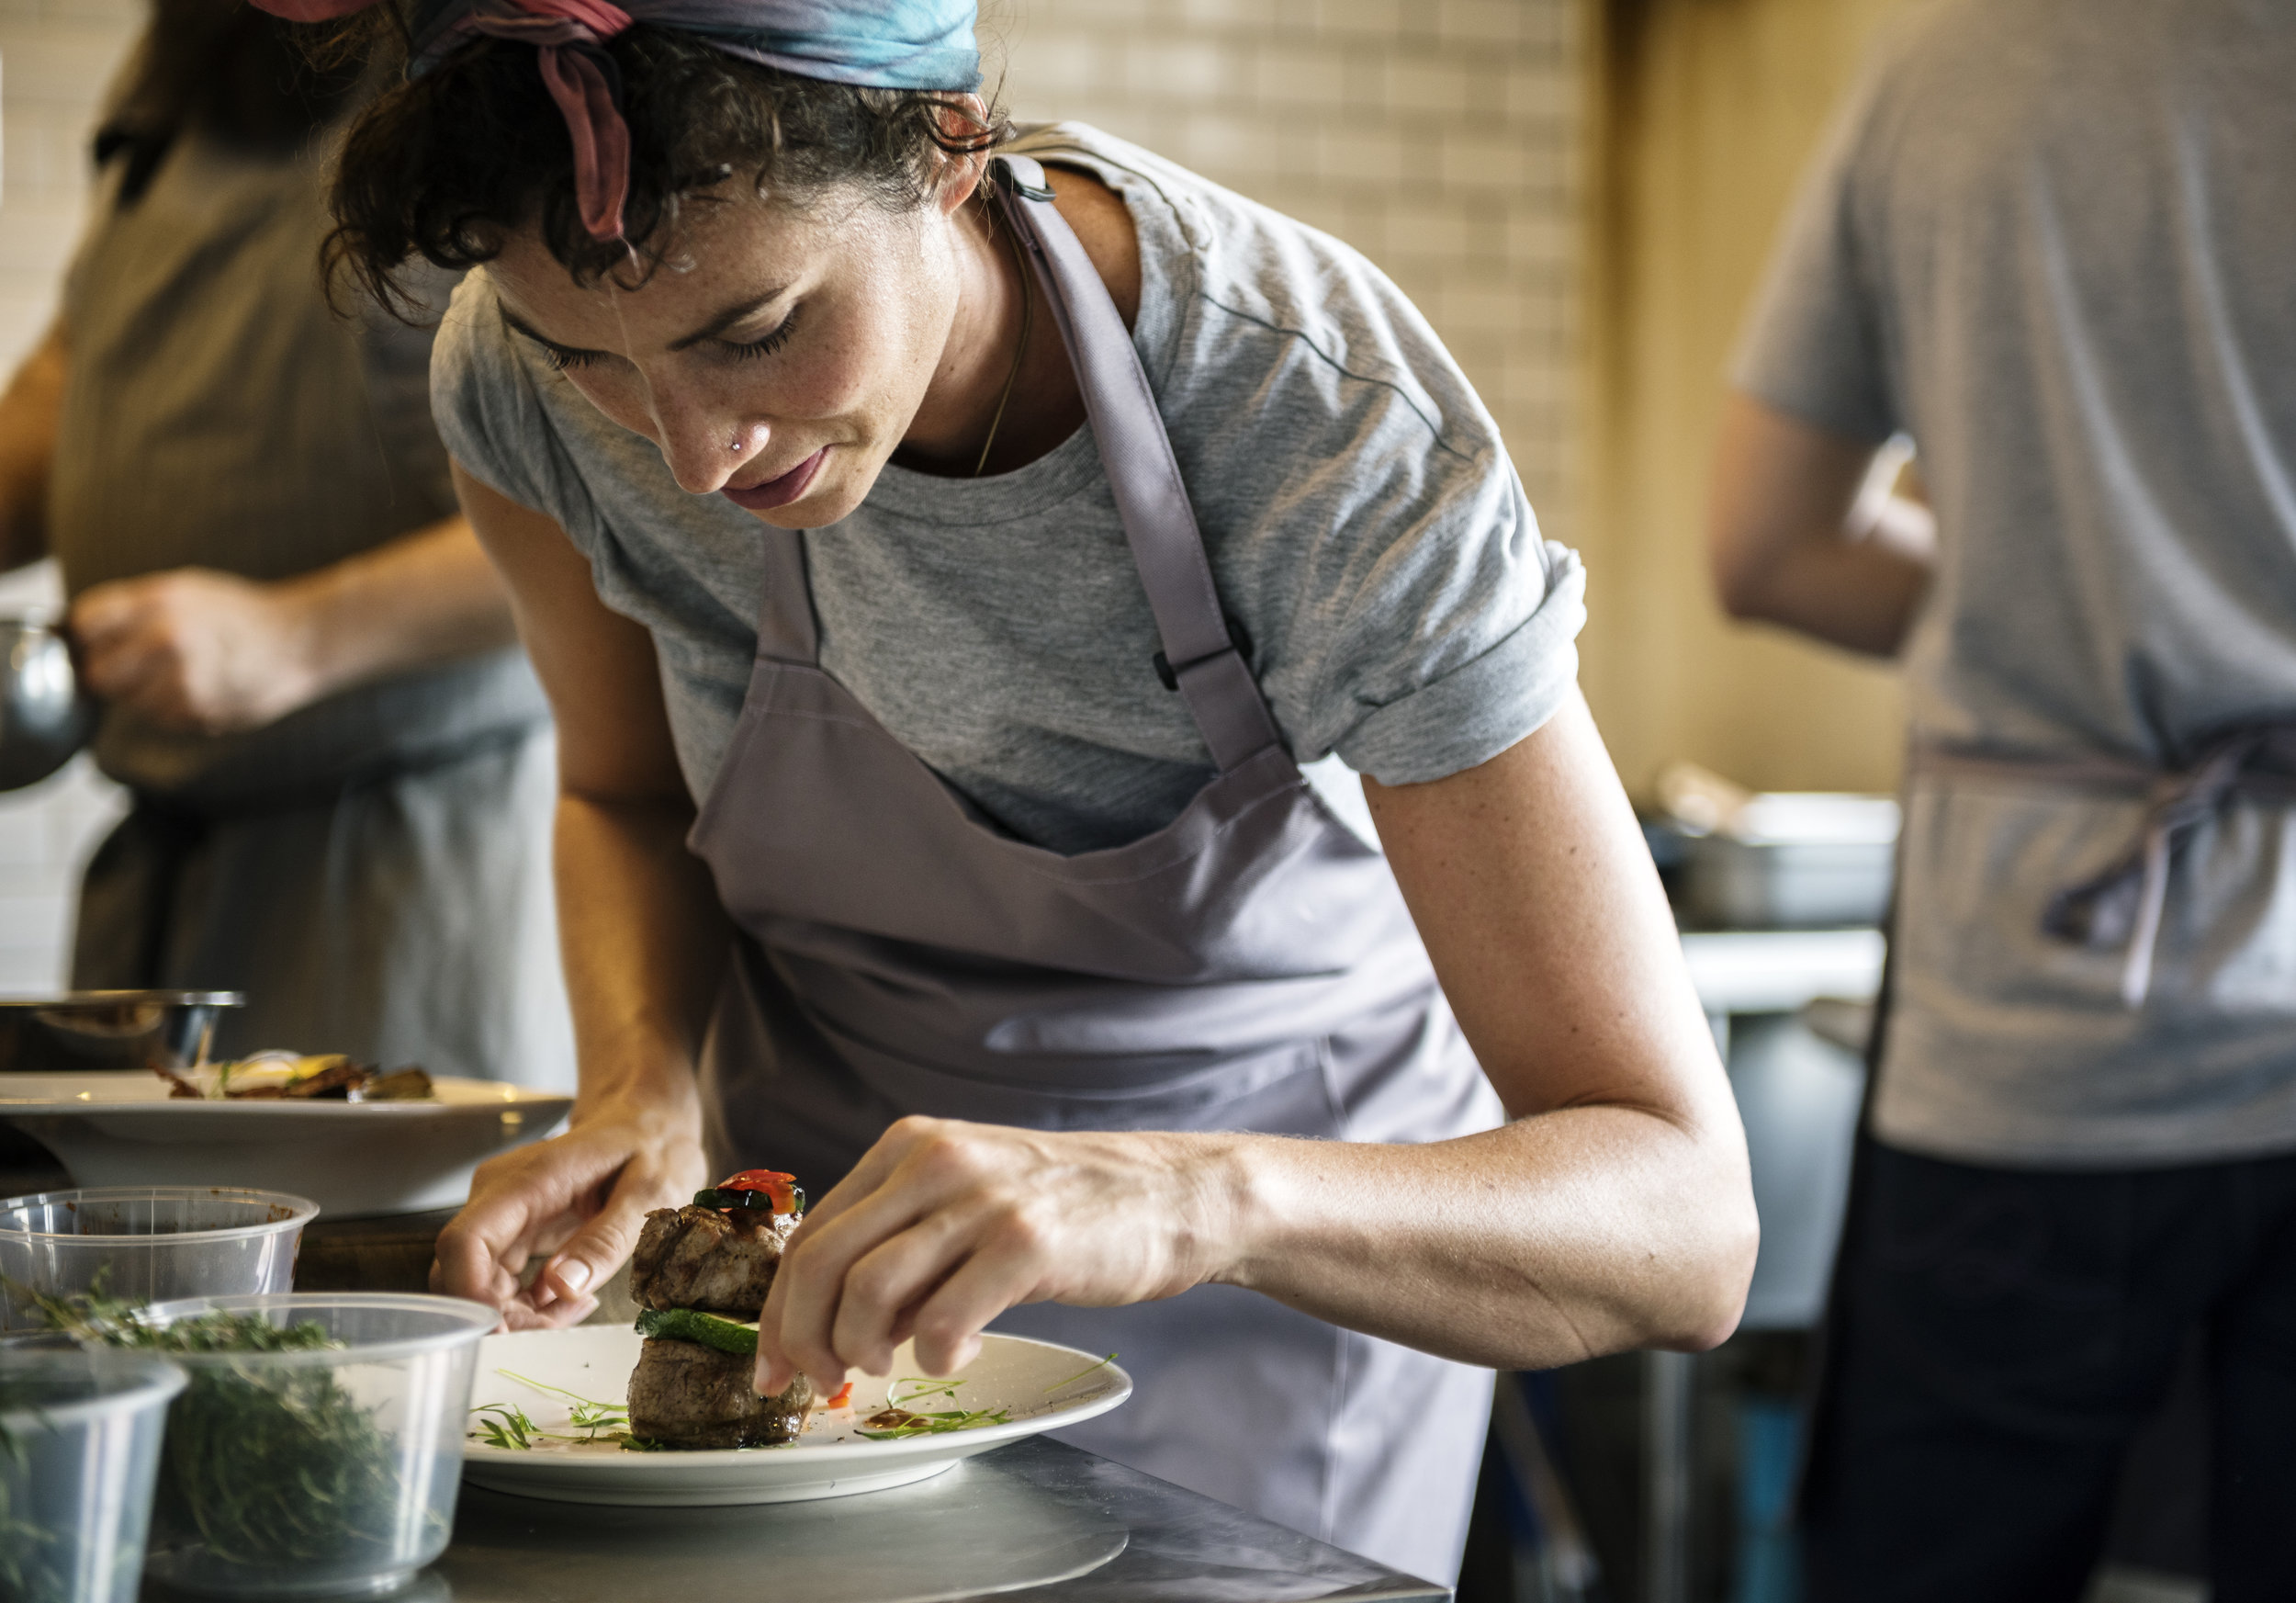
625, 1169, 816, 1449
155, 1052, 434, 1102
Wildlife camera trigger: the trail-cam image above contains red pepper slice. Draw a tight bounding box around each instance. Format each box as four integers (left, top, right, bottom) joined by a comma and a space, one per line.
825, 1381, 853, 1409
715, 1169, 802, 1215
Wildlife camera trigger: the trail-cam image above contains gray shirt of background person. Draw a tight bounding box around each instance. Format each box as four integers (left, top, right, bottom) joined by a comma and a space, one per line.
1736, 0, 2296, 1166
432, 122, 1586, 859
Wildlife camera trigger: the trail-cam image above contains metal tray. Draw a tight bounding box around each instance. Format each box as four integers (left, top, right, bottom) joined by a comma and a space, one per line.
0, 992, 244, 1074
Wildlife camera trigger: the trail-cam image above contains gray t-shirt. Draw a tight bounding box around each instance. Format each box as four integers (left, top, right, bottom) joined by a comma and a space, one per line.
1738, 0, 2296, 1165
434, 123, 1582, 856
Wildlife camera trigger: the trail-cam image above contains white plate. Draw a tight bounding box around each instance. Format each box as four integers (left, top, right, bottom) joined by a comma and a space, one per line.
0, 1073, 571, 1218
461, 1326, 1132, 1507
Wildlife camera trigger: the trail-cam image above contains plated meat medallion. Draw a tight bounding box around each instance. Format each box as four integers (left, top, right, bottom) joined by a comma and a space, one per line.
625, 1169, 816, 1448
631, 1203, 793, 1315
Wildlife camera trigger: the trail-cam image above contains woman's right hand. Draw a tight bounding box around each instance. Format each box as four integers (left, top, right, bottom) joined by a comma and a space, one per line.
432, 1095, 710, 1328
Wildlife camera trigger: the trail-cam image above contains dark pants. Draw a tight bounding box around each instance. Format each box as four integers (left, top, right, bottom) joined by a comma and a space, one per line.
1803, 1138, 2296, 1603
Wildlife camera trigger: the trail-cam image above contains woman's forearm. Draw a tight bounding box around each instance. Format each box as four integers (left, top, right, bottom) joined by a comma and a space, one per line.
1211, 1107, 1751, 1370
554, 789, 731, 1121
429, 789, 725, 1320
1358, 699, 1758, 1360
434, 459, 728, 1322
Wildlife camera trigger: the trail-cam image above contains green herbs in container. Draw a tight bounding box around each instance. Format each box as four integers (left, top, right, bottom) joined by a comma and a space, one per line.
58, 1293, 497, 1598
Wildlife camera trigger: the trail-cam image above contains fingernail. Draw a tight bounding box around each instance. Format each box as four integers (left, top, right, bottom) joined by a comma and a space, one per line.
553, 1259, 592, 1293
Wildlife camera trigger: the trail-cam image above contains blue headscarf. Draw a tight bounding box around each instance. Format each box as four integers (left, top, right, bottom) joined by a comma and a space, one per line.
407, 0, 982, 91
252, 0, 983, 238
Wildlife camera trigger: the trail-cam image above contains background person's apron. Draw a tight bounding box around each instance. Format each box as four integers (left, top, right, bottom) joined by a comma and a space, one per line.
686, 157, 1503, 1584
46, 128, 572, 1089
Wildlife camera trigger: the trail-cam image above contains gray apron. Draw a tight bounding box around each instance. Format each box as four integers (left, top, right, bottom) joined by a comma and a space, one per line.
48, 128, 572, 1089
686, 156, 1501, 1584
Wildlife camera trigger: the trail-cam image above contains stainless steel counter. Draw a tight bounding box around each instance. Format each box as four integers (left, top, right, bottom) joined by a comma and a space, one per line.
205, 1438, 1447, 1603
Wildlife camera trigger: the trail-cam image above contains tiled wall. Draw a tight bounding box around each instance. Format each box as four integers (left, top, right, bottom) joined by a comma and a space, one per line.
0, 0, 136, 363
994, 0, 1583, 511
0, 0, 1585, 995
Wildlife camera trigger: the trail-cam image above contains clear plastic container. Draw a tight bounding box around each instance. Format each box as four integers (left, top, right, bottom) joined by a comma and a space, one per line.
0, 1349, 186, 1603
0, 1188, 318, 1331
131, 1293, 498, 1597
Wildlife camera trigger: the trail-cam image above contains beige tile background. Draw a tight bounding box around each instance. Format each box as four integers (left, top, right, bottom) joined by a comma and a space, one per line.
0, 0, 139, 365
989, 0, 1584, 525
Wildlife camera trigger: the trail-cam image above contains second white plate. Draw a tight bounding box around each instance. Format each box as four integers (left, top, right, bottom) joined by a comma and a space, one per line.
461, 1326, 1131, 1507
0, 1073, 571, 1218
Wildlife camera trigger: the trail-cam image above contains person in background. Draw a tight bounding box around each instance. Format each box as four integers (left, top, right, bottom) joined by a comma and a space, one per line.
1708, 2, 2296, 1598
0, 0, 571, 1087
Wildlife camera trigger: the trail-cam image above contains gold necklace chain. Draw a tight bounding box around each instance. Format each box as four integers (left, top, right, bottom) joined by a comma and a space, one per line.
973, 200, 1035, 479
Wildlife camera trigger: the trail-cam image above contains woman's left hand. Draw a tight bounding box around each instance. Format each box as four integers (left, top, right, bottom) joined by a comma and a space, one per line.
754, 1117, 1235, 1396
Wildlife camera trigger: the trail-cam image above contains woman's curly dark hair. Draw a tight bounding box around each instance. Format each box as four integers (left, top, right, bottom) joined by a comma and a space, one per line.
325, 20, 1007, 316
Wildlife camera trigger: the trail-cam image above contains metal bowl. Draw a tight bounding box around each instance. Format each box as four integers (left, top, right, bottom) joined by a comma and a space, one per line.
0, 616, 95, 791
0, 992, 245, 1075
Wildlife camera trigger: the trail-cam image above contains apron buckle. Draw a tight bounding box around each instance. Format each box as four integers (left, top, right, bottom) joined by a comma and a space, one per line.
1153, 615, 1255, 692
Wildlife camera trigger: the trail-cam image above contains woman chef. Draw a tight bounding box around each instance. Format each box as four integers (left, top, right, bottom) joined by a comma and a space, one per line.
289, 0, 1758, 1579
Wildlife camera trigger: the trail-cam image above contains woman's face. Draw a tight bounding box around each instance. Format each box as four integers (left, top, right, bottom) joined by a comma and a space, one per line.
488, 171, 977, 529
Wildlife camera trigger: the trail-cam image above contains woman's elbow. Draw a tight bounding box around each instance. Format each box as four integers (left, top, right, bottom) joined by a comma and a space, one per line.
1649, 1162, 1761, 1352
1664, 1195, 1761, 1351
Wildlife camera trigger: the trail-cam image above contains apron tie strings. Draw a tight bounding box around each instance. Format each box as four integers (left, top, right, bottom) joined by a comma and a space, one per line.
2038, 729, 2274, 1007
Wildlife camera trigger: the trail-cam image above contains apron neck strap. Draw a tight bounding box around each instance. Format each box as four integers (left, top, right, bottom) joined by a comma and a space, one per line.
749, 155, 1288, 774
755, 526, 820, 663
990, 154, 1283, 773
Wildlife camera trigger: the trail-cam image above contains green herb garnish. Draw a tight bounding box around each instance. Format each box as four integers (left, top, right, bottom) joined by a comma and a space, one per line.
855, 1405, 1014, 1439
854, 1372, 1013, 1439
1042, 1352, 1118, 1395
467, 1372, 660, 1452
634, 1307, 760, 1358
493, 1371, 631, 1441
469, 1403, 543, 1451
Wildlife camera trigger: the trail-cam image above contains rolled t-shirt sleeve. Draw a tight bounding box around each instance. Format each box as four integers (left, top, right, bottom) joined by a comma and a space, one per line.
1334, 533, 1584, 786
1272, 422, 1586, 787
1731, 63, 1900, 444
1181, 237, 1589, 791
